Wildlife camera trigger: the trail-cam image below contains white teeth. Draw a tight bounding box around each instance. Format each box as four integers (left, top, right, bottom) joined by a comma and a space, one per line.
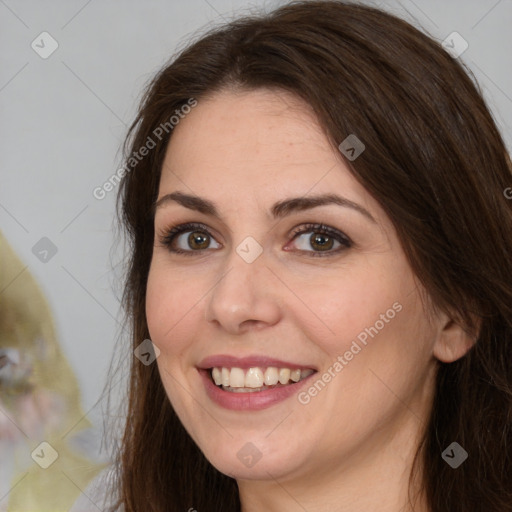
229, 367, 246, 388
212, 367, 222, 386
278, 368, 291, 385
290, 369, 301, 382
209, 366, 315, 390
221, 367, 230, 387
264, 367, 279, 386
245, 367, 264, 388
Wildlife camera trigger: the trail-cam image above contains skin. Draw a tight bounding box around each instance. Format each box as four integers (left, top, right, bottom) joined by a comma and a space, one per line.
146, 88, 474, 512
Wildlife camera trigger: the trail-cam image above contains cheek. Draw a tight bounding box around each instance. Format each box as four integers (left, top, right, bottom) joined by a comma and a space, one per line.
145, 262, 202, 416
145, 260, 201, 351
298, 261, 402, 350
297, 256, 432, 394
145, 267, 167, 342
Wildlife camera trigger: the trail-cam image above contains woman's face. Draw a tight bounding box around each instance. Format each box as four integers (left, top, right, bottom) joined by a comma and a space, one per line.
146, 88, 444, 485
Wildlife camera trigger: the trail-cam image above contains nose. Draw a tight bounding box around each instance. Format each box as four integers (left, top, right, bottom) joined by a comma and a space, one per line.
204, 246, 282, 335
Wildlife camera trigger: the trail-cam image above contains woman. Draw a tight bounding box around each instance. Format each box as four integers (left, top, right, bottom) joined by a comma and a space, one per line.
105, 1, 512, 510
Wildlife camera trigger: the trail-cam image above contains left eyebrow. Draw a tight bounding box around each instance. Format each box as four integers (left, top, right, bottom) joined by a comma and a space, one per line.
153, 191, 377, 223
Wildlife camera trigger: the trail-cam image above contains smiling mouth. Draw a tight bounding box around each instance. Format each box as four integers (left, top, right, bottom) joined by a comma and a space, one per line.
208, 366, 317, 393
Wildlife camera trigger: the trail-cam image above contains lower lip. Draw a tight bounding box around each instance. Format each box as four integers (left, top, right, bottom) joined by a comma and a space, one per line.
198, 369, 317, 411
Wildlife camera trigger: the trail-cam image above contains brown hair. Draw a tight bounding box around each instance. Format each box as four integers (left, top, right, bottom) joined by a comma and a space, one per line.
110, 1, 512, 510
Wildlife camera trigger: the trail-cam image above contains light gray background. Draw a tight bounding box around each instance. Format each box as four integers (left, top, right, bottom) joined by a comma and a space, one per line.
1, 0, 511, 443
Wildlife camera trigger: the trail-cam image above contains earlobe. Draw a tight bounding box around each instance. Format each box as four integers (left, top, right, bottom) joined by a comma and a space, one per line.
432, 315, 481, 363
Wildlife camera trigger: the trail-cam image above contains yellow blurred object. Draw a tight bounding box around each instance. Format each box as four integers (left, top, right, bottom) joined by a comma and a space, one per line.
0, 231, 105, 511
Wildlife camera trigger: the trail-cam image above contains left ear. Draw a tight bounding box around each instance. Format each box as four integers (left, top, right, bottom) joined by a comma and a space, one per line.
432, 313, 481, 363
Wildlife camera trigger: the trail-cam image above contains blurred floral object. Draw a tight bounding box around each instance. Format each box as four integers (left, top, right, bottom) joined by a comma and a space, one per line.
0, 231, 105, 511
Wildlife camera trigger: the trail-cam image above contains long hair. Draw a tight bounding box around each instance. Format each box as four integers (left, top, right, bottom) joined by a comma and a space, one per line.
111, 1, 512, 510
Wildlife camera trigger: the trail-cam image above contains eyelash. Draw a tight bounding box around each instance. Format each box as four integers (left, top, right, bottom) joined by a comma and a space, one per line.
158, 222, 352, 258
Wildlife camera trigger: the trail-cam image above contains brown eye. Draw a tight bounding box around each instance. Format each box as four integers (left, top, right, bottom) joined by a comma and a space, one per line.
289, 223, 352, 257
187, 231, 211, 250
159, 221, 351, 257
160, 222, 221, 254
309, 233, 335, 251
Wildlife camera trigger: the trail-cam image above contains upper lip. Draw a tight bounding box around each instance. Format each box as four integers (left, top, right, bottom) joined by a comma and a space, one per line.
197, 354, 317, 371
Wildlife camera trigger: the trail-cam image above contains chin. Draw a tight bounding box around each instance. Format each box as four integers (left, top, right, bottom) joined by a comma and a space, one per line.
198, 434, 305, 482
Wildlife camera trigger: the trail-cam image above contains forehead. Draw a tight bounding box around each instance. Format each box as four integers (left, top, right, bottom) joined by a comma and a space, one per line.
157, 88, 387, 229
161, 89, 347, 188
